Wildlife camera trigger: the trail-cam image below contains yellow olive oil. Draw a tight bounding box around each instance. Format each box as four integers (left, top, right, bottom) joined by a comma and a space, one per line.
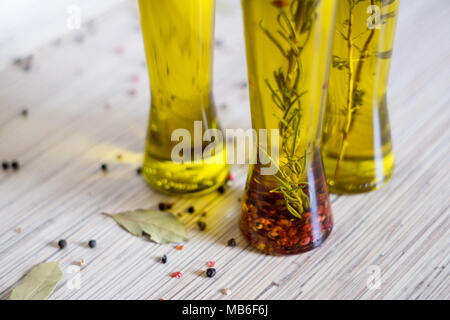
321, 0, 399, 193
138, 0, 228, 195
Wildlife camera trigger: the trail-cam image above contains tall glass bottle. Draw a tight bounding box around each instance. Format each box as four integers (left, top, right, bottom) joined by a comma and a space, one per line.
321, 0, 399, 193
138, 0, 228, 195
240, 0, 336, 255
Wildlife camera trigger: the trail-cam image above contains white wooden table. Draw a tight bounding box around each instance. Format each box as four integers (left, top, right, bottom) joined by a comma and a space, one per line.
0, 0, 449, 300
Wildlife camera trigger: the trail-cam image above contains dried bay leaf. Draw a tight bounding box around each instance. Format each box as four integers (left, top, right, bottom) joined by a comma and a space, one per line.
105, 209, 188, 244
10, 262, 63, 300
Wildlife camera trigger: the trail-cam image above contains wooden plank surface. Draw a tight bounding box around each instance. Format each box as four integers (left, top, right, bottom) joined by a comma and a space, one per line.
0, 0, 449, 300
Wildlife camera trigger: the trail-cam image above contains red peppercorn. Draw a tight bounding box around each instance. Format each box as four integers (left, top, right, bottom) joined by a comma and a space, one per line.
171, 272, 182, 279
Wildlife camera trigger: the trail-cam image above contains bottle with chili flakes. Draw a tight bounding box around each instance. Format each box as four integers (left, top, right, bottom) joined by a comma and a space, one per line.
239, 0, 336, 255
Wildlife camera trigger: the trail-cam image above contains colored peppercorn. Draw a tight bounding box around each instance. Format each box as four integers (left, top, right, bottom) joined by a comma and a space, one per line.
88, 240, 96, 248
2, 162, 9, 170
197, 221, 207, 231
101, 163, 108, 172
217, 186, 226, 194
161, 255, 168, 264
21, 109, 29, 117
206, 268, 216, 278
159, 202, 173, 211
11, 161, 20, 170
171, 272, 182, 279
187, 206, 195, 214
175, 245, 184, 251
136, 167, 142, 175
207, 261, 215, 268
58, 239, 67, 249
227, 238, 236, 247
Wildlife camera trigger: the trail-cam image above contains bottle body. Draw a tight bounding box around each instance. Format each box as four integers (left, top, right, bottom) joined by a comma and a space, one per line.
321, 0, 399, 194
240, 0, 336, 255
138, 0, 228, 195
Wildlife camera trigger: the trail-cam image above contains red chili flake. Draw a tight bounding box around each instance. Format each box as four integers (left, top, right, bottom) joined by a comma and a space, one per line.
207, 261, 215, 268
171, 272, 182, 279
271, 0, 289, 8
176, 245, 184, 251
227, 173, 234, 181
300, 237, 311, 246
302, 224, 313, 232
318, 205, 324, 215
159, 298, 164, 300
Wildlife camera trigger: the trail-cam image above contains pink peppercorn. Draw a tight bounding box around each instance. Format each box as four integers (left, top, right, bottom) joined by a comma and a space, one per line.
207, 261, 215, 268
131, 74, 140, 83
171, 272, 182, 279
114, 46, 125, 55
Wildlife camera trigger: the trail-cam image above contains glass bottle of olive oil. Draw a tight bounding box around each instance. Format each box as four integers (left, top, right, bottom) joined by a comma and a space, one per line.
321, 0, 399, 194
240, 0, 336, 255
138, 0, 229, 195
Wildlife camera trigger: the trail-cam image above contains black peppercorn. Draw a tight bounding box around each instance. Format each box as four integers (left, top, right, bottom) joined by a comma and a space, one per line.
88, 240, 96, 248
161, 255, 168, 264
187, 206, 195, 214
21, 109, 29, 117
158, 203, 167, 211
136, 167, 142, 175
58, 239, 67, 249
197, 221, 207, 231
227, 238, 236, 247
2, 162, 9, 170
101, 163, 108, 172
217, 186, 225, 194
206, 268, 216, 278
11, 160, 20, 170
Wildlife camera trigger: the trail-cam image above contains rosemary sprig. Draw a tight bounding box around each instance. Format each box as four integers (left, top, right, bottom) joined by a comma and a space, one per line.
260, 0, 320, 219
333, 0, 396, 180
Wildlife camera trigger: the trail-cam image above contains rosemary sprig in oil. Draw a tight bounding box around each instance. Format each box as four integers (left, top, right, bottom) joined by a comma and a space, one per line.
261, 0, 320, 219
333, 0, 396, 180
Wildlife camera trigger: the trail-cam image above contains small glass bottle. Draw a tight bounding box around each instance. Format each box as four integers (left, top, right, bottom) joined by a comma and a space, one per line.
321, 0, 399, 193
240, 0, 336, 255
138, 0, 229, 195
